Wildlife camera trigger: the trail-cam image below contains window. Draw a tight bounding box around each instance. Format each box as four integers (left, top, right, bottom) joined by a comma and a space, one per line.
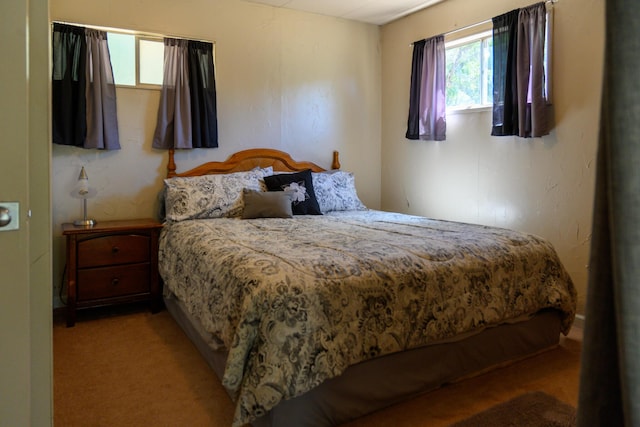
445, 30, 492, 110
107, 32, 164, 88
445, 8, 552, 112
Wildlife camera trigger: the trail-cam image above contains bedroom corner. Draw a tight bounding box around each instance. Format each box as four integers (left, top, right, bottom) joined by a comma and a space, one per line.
380, 0, 605, 316
49, 0, 382, 309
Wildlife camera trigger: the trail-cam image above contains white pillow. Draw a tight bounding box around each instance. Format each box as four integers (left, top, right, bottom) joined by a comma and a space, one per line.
164, 170, 267, 221
312, 171, 367, 213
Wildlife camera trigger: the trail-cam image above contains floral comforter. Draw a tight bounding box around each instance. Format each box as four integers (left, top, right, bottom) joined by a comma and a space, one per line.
158, 210, 577, 426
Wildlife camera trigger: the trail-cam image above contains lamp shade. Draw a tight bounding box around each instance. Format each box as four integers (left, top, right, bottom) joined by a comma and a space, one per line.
71, 166, 97, 226
71, 166, 97, 199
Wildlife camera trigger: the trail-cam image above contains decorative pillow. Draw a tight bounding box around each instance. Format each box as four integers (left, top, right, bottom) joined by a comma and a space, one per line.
312, 170, 367, 213
241, 189, 293, 219
164, 170, 267, 221
263, 169, 322, 215
253, 165, 274, 177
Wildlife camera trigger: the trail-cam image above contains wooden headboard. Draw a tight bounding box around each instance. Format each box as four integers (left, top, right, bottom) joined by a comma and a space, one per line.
166, 148, 341, 178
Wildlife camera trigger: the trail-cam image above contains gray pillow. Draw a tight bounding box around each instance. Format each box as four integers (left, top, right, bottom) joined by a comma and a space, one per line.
242, 189, 293, 219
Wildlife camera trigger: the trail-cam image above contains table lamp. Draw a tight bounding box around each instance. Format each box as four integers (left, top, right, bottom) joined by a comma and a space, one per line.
71, 166, 97, 226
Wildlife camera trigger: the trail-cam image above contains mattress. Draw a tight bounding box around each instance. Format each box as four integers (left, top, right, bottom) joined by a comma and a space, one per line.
158, 209, 577, 426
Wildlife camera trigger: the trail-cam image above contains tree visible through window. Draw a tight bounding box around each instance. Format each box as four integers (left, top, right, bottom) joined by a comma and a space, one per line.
445, 31, 492, 110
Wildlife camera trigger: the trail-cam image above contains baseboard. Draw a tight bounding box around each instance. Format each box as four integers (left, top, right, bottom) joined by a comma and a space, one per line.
573, 314, 585, 329
52, 306, 66, 323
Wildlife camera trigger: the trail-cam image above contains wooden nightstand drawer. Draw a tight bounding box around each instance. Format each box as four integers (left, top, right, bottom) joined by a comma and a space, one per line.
63, 219, 164, 327
78, 234, 150, 268
77, 263, 150, 301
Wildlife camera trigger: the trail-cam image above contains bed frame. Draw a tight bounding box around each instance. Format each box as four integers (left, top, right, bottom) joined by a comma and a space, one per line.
162, 148, 564, 427
166, 147, 341, 177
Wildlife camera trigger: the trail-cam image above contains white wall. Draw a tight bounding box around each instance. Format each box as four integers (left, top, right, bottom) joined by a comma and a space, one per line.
380, 0, 605, 314
50, 0, 382, 306
50, 0, 603, 316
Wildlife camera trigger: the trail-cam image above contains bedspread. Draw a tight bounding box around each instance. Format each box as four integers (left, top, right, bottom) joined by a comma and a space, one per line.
158, 210, 576, 426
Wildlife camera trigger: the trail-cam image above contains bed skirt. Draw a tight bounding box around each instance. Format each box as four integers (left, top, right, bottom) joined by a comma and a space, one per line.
164, 293, 562, 427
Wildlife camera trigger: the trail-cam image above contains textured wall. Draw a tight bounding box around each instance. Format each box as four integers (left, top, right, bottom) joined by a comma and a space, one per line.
380, 0, 605, 314
50, 0, 381, 307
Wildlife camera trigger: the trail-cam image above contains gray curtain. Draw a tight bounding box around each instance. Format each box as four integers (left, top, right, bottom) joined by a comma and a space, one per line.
577, 0, 640, 425
406, 35, 446, 141
84, 29, 120, 150
152, 38, 192, 149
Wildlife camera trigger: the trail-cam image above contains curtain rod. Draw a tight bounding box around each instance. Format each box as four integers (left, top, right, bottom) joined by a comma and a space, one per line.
51, 20, 215, 44
410, 0, 557, 46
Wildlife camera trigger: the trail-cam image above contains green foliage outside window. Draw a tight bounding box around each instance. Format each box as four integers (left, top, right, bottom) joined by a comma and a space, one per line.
445, 35, 493, 109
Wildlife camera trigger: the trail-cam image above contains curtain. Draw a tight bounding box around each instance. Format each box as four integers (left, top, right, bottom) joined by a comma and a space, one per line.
52, 24, 120, 149
577, 0, 640, 425
406, 35, 446, 141
491, 10, 519, 137
153, 38, 219, 149
52, 23, 87, 147
517, 3, 550, 137
84, 29, 121, 150
152, 38, 192, 149
492, 2, 550, 138
188, 41, 218, 148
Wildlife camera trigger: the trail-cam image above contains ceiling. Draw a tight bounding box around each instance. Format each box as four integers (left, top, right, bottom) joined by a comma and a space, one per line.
241, 0, 446, 25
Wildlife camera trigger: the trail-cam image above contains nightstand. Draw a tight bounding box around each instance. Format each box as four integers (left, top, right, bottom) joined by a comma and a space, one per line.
62, 218, 164, 327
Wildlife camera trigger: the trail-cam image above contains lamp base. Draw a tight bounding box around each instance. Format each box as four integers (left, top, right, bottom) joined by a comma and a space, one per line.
73, 218, 96, 227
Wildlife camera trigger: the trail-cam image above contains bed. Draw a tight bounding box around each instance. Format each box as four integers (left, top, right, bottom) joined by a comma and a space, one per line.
157, 148, 577, 427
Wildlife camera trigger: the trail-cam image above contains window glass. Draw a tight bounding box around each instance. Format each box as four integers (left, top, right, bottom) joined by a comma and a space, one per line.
139, 38, 164, 86
445, 32, 492, 110
481, 37, 493, 105
107, 33, 136, 86
446, 40, 482, 107
107, 32, 163, 88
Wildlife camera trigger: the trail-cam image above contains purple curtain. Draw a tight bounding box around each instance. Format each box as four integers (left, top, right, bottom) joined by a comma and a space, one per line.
406, 35, 446, 141
153, 38, 219, 149
85, 29, 120, 150
492, 2, 551, 138
517, 3, 550, 137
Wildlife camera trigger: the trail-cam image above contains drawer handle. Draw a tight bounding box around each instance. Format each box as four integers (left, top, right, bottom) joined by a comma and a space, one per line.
112, 246, 120, 254
111, 278, 120, 286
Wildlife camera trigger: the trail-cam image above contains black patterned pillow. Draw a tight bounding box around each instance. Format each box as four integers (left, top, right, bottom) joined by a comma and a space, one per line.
263, 169, 322, 215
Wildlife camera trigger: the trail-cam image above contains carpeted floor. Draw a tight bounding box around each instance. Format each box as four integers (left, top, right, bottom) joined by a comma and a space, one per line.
53, 305, 582, 427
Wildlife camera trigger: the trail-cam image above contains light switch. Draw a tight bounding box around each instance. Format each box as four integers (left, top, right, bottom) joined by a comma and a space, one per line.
0, 202, 19, 231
